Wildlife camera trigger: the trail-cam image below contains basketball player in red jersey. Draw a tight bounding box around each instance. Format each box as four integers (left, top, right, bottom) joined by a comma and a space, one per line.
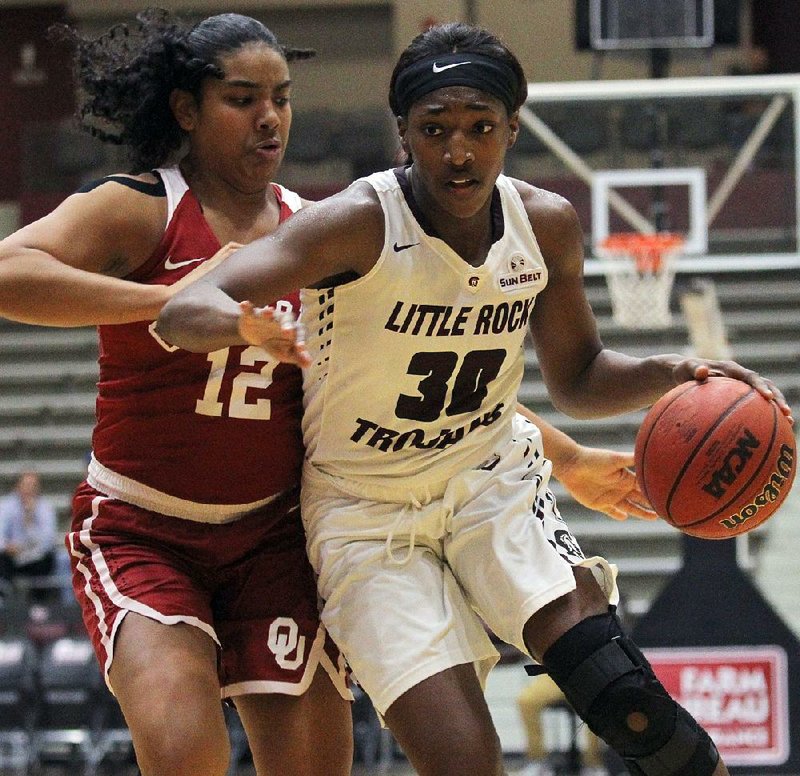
0, 10, 653, 776
0, 12, 352, 776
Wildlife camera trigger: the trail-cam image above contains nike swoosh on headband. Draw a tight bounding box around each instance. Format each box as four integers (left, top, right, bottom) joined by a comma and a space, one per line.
164, 255, 207, 269
432, 61, 473, 73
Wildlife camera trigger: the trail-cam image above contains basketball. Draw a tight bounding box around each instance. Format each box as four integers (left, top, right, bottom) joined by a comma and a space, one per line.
634, 377, 797, 539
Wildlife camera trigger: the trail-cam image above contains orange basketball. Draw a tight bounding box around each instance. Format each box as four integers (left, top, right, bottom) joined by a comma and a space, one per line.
634, 377, 796, 539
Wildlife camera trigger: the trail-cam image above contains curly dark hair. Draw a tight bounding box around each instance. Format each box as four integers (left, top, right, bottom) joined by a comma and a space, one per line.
388, 22, 528, 117
50, 8, 315, 172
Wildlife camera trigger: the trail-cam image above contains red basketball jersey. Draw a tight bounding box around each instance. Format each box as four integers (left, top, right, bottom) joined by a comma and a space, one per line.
90, 168, 303, 508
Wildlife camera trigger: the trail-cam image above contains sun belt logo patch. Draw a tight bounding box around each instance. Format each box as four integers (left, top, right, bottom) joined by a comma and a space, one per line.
499, 253, 543, 293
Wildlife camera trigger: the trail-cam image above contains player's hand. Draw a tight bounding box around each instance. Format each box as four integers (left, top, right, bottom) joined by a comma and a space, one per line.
673, 360, 793, 424
237, 300, 311, 367
553, 446, 656, 522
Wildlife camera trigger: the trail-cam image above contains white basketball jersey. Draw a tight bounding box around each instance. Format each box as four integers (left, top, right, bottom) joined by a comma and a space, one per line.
300, 169, 548, 488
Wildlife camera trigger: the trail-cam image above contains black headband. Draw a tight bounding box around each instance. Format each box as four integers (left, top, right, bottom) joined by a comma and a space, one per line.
392, 52, 520, 117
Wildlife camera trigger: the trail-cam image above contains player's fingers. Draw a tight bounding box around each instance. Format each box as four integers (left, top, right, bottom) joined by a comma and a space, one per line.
628, 478, 647, 500
603, 508, 629, 522
294, 343, 312, 368
762, 380, 793, 422
215, 241, 243, 261
739, 371, 780, 405
625, 501, 658, 521
615, 451, 635, 467
271, 307, 291, 326
704, 364, 793, 423
627, 483, 652, 506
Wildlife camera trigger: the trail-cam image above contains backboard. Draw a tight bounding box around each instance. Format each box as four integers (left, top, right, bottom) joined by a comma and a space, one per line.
589, 0, 715, 50
508, 73, 800, 276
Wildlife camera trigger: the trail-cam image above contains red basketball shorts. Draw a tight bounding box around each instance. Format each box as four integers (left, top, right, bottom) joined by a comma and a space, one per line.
67, 482, 350, 700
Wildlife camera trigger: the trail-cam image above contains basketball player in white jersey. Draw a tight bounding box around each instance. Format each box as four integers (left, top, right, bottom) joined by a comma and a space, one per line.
158, 21, 792, 776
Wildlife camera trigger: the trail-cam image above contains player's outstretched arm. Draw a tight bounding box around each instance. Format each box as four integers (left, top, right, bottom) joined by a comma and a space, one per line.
518, 182, 794, 424
157, 182, 385, 356
0, 179, 169, 326
516, 402, 655, 522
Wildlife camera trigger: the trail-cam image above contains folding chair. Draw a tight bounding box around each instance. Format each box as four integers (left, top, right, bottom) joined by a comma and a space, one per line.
92, 683, 135, 772
0, 635, 39, 775
33, 635, 105, 775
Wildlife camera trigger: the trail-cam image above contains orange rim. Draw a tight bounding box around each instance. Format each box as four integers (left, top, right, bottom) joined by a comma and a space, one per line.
599, 233, 684, 273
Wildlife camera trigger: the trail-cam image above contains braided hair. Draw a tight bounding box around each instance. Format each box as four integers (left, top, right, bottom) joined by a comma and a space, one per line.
50, 8, 315, 172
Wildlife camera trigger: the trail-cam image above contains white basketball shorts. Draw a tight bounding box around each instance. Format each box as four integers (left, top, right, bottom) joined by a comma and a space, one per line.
301, 413, 618, 715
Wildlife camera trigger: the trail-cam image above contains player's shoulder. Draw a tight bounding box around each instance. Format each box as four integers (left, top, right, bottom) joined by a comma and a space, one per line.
76, 171, 166, 198
297, 179, 382, 226
509, 177, 581, 239
48, 172, 168, 265
510, 178, 577, 221
66, 171, 167, 229
63, 172, 166, 227
336, 178, 382, 207
287, 180, 384, 278
508, 177, 583, 271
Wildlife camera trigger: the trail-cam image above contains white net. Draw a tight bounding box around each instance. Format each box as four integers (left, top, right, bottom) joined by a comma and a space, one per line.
596, 234, 684, 329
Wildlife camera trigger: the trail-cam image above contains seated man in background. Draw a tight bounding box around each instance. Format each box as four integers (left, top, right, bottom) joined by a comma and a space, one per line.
0, 468, 58, 600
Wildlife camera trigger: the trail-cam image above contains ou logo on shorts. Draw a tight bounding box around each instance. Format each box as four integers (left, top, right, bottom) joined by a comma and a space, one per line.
268, 617, 306, 670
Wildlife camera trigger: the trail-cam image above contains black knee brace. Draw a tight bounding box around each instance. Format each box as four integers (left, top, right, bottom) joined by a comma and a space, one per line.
541, 611, 720, 776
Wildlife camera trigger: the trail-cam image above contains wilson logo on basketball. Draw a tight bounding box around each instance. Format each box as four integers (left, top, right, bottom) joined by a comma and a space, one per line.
700, 428, 760, 499
719, 444, 795, 531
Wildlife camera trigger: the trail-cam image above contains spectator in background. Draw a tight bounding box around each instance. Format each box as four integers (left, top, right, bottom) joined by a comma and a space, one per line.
0, 469, 58, 598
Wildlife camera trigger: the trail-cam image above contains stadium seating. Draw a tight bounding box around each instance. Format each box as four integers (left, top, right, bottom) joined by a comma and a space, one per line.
0, 635, 38, 775
1, 264, 799, 618
33, 635, 107, 773
0, 235, 798, 776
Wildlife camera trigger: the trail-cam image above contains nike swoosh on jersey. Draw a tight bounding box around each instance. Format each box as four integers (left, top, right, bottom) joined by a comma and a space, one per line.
393, 242, 420, 252
432, 61, 472, 73
164, 255, 207, 269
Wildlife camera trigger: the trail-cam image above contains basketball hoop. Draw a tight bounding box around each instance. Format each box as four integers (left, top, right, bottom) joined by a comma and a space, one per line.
595, 232, 684, 329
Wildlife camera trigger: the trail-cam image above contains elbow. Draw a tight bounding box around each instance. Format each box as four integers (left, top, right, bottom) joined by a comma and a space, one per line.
154, 298, 191, 351
547, 387, 603, 420
153, 300, 175, 341
156, 294, 227, 354
550, 396, 591, 420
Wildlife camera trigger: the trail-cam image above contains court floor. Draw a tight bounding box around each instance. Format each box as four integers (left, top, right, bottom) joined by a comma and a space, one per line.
36, 756, 800, 775
349, 758, 582, 775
